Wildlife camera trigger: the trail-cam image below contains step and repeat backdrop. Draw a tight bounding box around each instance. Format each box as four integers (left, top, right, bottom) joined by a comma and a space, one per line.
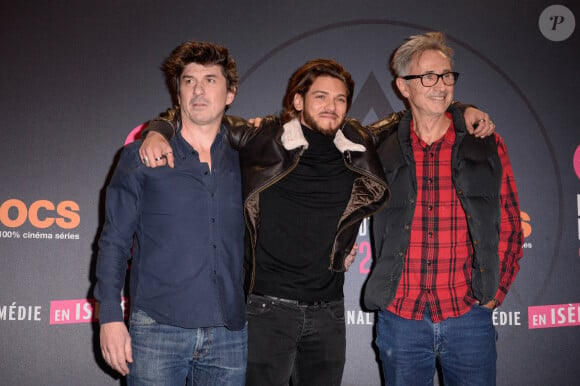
1, 1, 578, 385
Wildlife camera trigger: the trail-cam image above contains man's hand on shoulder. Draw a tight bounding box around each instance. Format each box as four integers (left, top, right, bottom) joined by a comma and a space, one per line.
464, 107, 496, 138
247, 117, 263, 128
139, 131, 174, 168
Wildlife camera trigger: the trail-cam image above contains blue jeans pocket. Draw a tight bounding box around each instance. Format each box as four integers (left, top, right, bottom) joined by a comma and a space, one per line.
474, 303, 495, 313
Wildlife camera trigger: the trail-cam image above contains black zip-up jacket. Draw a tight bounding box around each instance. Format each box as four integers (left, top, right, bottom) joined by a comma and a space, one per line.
146, 114, 391, 294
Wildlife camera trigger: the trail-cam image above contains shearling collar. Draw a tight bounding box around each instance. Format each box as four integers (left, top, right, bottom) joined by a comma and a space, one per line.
280, 118, 366, 153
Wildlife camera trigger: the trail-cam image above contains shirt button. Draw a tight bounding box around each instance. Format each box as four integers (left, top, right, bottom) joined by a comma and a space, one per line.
211, 218, 216, 223
428, 205, 433, 211
428, 232, 433, 238
427, 260, 432, 265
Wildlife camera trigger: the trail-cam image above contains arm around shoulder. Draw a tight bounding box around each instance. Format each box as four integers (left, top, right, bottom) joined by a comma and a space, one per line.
224, 114, 280, 150
368, 111, 405, 146
142, 107, 179, 141
139, 108, 177, 168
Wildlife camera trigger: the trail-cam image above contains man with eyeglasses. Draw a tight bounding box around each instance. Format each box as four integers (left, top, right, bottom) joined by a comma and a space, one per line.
363, 32, 523, 385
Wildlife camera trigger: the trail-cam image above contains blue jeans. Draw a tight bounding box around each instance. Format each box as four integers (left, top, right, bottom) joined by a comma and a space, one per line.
127, 309, 247, 386
376, 305, 497, 386
246, 294, 346, 386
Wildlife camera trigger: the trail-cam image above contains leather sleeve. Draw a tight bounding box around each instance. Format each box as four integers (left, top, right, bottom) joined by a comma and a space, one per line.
368, 111, 404, 146
141, 107, 179, 141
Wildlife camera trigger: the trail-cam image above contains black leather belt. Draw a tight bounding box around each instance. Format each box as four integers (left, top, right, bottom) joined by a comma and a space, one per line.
258, 294, 329, 307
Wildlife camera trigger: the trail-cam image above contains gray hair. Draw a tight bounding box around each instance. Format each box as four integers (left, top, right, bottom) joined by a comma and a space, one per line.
391, 31, 454, 77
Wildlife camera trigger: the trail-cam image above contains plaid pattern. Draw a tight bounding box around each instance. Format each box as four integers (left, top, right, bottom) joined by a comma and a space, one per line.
387, 116, 523, 322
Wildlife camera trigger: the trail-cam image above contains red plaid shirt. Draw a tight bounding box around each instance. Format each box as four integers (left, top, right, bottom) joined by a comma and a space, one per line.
387, 116, 523, 322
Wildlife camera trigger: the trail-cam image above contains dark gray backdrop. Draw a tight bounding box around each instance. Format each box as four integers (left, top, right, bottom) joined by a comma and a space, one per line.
1, 1, 579, 385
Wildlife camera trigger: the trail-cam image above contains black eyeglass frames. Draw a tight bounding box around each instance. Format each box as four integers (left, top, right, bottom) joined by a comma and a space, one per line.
401, 72, 459, 87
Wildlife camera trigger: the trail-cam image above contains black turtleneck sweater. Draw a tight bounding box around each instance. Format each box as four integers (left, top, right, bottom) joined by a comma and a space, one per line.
253, 124, 356, 302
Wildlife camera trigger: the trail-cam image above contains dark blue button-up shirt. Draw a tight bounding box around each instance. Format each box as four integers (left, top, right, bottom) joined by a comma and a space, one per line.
95, 125, 245, 330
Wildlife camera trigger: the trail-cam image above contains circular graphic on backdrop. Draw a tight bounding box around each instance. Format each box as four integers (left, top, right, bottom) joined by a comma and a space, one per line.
125, 20, 563, 325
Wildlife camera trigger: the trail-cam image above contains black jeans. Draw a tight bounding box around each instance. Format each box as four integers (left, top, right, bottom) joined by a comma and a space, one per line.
246, 294, 346, 386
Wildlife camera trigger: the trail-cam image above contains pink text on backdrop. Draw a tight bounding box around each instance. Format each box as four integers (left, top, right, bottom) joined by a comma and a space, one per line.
528, 303, 580, 329
50, 298, 129, 325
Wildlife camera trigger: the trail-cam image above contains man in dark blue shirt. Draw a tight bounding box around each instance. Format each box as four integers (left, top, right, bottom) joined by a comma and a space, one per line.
94, 41, 247, 384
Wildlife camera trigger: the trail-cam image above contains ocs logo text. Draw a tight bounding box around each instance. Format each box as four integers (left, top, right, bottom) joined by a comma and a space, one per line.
0, 199, 80, 229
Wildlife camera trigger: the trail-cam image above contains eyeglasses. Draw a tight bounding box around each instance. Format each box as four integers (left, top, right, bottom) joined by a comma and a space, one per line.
401, 72, 459, 87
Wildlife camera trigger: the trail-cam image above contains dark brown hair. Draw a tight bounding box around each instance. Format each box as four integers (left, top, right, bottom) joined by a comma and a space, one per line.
162, 41, 239, 106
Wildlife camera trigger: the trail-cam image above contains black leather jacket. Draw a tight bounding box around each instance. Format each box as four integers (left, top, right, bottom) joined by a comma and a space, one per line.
146, 114, 390, 294
363, 106, 503, 310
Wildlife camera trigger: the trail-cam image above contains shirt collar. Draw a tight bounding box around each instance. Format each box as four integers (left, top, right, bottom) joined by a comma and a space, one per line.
410, 112, 455, 148
172, 122, 226, 159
